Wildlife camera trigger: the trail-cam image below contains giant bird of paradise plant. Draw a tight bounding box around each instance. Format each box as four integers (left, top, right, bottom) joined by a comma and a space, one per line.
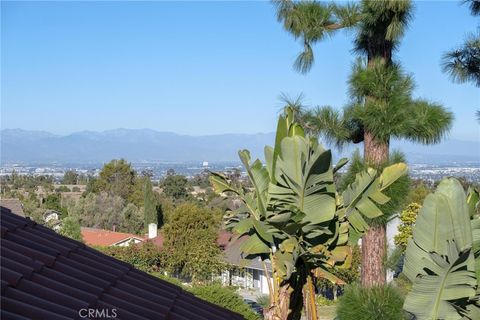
403, 179, 479, 320
210, 108, 407, 320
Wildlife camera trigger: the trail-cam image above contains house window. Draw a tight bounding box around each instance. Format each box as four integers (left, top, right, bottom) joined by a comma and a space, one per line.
252, 269, 260, 289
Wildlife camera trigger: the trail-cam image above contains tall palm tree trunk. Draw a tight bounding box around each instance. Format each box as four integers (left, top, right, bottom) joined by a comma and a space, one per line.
361, 130, 389, 286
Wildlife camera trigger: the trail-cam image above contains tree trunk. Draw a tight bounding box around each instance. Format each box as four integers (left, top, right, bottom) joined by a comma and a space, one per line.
361, 223, 386, 286
361, 130, 389, 287
361, 10, 395, 288
264, 266, 307, 320
363, 131, 389, 166
302, 274, 318, 320
264, 282, 298, 320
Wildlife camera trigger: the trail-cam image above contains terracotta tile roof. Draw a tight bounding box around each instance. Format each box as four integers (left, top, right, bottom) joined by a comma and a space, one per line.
0, 199, 25, 217
81, 227, 145, 247
0, 207, 244, 320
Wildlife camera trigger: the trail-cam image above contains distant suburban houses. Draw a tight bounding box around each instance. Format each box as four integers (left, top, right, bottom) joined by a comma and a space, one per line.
78, 220, 274, 295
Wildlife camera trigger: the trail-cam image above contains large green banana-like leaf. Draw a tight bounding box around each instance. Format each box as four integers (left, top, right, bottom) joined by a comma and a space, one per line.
209, 172, 241, 194
467, 187, 480, 286
403, 178, 478, 320
210, 107, 407, 286
341, 163, 408, 235
268, 135, 336, 225
239, 150, 269, 218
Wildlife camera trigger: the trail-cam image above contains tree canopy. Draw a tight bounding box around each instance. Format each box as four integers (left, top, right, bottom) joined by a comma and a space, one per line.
161, 174, 189, 200
96, 159, 136, 201
162, 203, 224, 282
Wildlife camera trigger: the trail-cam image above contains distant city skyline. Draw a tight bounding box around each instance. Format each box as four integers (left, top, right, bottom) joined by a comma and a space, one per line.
2, 1, 479, 141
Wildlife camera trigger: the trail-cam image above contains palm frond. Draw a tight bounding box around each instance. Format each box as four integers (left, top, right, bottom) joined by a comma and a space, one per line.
274, 0, 358, 74
354, 0, 413, 58
293, 41, 314, 73
348, 58, 417, 141
278, 92, 306, 115
401, 100, 454, 145
331, 1, 362, 28
302, 105, 361, 148
463, 0, 480, 16
442, 33, 480, 87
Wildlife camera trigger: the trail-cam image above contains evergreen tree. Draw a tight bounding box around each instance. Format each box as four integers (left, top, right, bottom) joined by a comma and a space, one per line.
442, 0, 480, 87
275, 0, 453, 286
96, 159, 136, 201
144, 177, 157, 228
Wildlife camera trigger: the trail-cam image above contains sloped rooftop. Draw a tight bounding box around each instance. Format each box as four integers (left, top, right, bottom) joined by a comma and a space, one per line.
0, 199, 25, 217
0, 206, 244, 320
81, 227, 145, 247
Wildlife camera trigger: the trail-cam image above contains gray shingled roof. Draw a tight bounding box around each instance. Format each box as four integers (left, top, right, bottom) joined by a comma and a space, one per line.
224, 236, 272, 272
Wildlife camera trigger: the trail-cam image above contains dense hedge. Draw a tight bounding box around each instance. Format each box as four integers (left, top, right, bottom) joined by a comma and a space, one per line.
95, 242, 162, 273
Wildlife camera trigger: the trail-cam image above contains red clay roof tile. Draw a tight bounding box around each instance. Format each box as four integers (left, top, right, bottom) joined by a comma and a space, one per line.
81, 227, 145, 247
0, 206, 244, 320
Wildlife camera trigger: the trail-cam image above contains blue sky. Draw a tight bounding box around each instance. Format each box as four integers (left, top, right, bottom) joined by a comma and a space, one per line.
2, 1, 479, 141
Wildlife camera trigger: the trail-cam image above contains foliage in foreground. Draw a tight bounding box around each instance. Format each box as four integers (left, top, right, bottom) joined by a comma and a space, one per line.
339, 150, 411, 226
189, 284, 260, 320
336, 284, 406, 320
403, 178, 479, 319
210, 108, 407, 319
317, 245, 361, 298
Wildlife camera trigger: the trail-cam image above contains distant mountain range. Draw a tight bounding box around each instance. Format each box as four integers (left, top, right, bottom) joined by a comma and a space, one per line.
1, 128, 478, 164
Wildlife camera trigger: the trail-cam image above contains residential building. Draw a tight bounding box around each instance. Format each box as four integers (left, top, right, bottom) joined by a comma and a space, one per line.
222, 236, 273, 295
81, 227, 146, 247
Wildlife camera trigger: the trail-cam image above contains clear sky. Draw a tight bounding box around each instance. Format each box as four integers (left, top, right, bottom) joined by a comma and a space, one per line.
2, 1, 479, 141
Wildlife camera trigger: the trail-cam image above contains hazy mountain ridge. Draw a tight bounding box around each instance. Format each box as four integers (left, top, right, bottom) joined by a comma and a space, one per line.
0, 128, 276, 163
1, 128, 478, 164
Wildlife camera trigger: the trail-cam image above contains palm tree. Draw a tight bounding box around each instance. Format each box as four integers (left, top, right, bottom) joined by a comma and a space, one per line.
442, 0, 479, 120
275, 0, 453, 286
442, 33, 480, 87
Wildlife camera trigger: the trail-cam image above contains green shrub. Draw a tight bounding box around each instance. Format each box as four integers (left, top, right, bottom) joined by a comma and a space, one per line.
336, 284, 406, 320
96, 242, 162, 272
189, 284, 260, 320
